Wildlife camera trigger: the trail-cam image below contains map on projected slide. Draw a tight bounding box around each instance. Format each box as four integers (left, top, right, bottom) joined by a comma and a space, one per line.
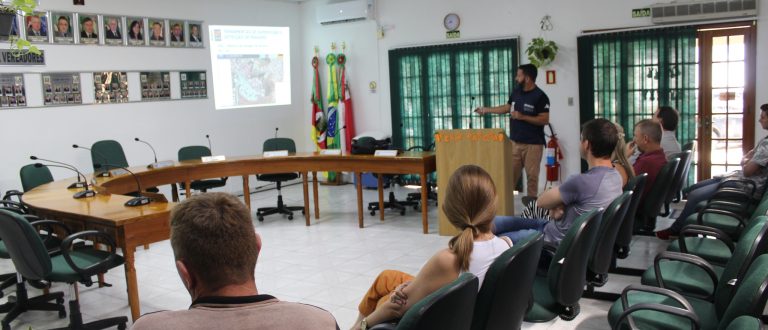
209, 25, 291, 110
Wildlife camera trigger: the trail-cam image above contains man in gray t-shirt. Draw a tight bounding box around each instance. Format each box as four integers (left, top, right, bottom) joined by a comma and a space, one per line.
493, 118, 623, 245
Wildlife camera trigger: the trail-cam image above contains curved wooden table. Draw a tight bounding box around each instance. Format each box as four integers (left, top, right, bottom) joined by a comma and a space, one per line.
22, 151, 436, 321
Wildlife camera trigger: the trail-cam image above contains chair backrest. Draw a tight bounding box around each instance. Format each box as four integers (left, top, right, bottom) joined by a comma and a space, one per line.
0, 210, 52, 280
19, 164, 54, 192
748, 193, 768, 223
615, 174, 648, 252
548, 208, 604, 307
91, 140, 129, 172
589, 191, 632, 276
725, 316, 763, 330
665, 150, 692, 205
263, 138, 296, 153
638, 158, 680, 229
396, 273, 479, 330
714, 217, 768, 316
178, 145, 212, 161
717, 254, 768, 329
471, 233, 544, 330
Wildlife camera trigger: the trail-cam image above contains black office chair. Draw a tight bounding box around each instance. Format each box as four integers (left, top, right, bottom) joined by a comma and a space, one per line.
176, 146, 228, 200
614, 174, 647, 260
634, 158, 680, 235
672, 142, 696, 203
662, 150, 692, 217
368, 173, 420, 216
584, 192, 633, 300
405, 144, 437, 208
256, 138, 304, 221
0, 210, 127, 330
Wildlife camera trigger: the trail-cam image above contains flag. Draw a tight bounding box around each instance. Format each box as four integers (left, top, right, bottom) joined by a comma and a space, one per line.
338, 54, 356, 153
325, 53, 340, 182
311, 56, 327, 150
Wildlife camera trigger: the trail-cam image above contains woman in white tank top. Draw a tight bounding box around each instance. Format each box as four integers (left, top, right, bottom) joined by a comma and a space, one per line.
350, 165, 512, 330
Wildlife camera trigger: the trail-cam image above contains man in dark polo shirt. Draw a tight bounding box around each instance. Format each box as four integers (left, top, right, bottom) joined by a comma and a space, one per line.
627, 119, 667, 199
475, 63, 550, 197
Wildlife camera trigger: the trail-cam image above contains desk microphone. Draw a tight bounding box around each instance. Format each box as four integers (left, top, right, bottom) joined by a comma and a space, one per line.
134, 137, 158, 163
29, 155, 87, 189
73, 144, 112, 177
205, 134, 213, 153
93, 163, 151, 207
274, 127, 279, 138
469, 96, 477, 129
33, 163, 95, 199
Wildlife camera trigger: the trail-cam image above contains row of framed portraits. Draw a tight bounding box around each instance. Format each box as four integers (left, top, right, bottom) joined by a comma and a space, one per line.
0, 71, 207, 109
3, 12, 204, 48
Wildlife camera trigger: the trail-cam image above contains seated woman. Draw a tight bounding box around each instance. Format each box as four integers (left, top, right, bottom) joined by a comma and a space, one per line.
656, 103, 768, 239
612, 123, 636, 187
350, 165, 511, 330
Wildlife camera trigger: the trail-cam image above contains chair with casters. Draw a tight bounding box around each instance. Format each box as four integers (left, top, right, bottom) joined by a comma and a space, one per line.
405, 144, 438, 208
634, 158, 680, 235
613, 173, 647, 260
256, 138, 304, 221
662, 151, 692, 217
369, 273, 479, 330
584, 191, 633, 300
175, 146, 228, 200
525, 208, 604, 323
91, 140, 159, 195
368, 173, 420, 216
0, 210, 127, 330
471, 233, 544, 330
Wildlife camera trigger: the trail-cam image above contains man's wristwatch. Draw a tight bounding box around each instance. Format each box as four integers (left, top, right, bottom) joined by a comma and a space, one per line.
360, 318, 368, 330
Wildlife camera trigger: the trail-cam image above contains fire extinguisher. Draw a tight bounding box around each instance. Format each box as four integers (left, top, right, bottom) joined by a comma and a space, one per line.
545, 124, 563, 183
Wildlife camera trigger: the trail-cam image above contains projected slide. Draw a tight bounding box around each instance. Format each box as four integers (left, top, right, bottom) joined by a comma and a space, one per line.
209, 25, 291, 110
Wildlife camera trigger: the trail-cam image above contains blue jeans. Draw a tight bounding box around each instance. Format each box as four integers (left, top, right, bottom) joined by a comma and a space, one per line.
493, 216, 548, 244
670, 178, 723, 233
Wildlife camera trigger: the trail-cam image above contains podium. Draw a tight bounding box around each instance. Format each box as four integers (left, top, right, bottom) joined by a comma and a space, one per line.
435, 129, 515, 236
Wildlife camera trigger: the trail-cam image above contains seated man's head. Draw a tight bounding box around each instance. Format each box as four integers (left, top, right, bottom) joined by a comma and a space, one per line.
654, 106, 679, 132
580, 118, 619, 160
760, 104, 768, 130
170, 193, 260, 299
632, 119, 662, 153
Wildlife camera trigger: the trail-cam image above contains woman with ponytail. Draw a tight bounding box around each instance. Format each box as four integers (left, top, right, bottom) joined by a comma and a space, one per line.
350, 165, 512, 330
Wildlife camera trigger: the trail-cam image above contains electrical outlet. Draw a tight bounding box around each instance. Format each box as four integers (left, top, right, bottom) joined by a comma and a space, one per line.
568, 97, 574, 106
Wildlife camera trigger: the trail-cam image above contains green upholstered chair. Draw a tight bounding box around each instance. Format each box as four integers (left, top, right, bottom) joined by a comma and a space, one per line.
470, 233, 544, 330
369, 273, 479, 330
614, 174, 648, 259
679, 187, 768, 241
663, 151, 692, 217
176, 146, 228, 196
725, 316, 764, 330
0, 210, 127, 330
525, 208, 604, 322
256, 138, 304, 221
608, 254, 768, 330
90, 140, 129, 173
635, 158, 680, 234
20, 163, 54, 192
585, 192, 632, 298
640, 217, 768, 300
667, 215, 768, 267
671, 142, 696, 204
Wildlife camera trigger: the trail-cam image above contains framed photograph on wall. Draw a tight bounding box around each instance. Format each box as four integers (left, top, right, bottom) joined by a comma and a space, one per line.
187, 21, 203, 48
77, 13, 99, 44
0, 73, 26, 108
147, 18, 166, 47
169, 19, 184, 47
139, 72, 170, 100
42, 73, 81, 106
0, 13, 21, 42
180, 71, 207, 99
93, 71, 128, 104
126, 17, 145, 46
23, 12, 49, 43
51, 12, 74, 44
103, 15, 124, 46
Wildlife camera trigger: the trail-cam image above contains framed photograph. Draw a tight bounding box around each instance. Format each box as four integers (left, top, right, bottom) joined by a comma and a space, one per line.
187, 21, 203, 48
103, 15, 124, 45
24, 12, 48, 43
126, 17, 145, 46
0, 73, 25, 109
0, 13, 21, 41
147, 18, 166, 47
139, 72, 170, 101
77, 13, 99, 44
51, 12, 74, 44
93, 71, 128, 104
42, 73, 81, 106
169, 19, 184, 47
180, 71, 207, 99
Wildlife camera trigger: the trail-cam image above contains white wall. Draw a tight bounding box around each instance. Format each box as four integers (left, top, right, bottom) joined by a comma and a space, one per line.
0, 0, 305, 193
301, 0, 768, 189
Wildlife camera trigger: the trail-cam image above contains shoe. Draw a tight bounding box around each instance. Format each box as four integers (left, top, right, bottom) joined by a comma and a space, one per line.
655, 229, 677, 240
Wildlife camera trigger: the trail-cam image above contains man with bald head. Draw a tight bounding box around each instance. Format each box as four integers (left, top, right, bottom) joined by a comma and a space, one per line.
627, 119, 667, 199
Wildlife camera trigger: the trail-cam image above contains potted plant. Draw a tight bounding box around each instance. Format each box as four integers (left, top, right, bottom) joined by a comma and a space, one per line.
2, 0, 40, 56
526, 37, 558, 68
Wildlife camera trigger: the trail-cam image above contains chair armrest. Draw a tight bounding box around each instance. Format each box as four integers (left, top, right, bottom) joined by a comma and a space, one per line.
615, 284, 699, 329
717, 179, 756, 197
407, 146, 425, 151
1, 190, 22, 202
709, 189, 752, 204
654, 252, 718, 301
61, 231, 120, 279
0, 200, 27, 214
30, 220, 72, 249
368, 323, 398, 330
678, 225, 735, 253
696, 208, 748, 228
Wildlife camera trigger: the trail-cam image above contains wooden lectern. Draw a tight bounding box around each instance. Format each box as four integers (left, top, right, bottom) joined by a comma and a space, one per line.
435, 129, 515, 236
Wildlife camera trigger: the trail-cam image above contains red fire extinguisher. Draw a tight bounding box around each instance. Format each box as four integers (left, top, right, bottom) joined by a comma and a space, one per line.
545, 124, 563, 185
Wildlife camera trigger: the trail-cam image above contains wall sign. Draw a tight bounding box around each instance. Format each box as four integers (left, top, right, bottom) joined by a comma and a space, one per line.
632, 8, 651, 18
0, 50, 45, 65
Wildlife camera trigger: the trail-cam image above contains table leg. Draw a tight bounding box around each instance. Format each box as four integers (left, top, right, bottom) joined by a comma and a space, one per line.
123, 245, 141, 322
356, 172, 364, 228
185, 180, 192, 198
242, 175, 251, 212
312, 171, 319, 219
378, 175, 385, 221
170, 184, 179, 202
421, 173, 429, 234
302, 173, 310, 226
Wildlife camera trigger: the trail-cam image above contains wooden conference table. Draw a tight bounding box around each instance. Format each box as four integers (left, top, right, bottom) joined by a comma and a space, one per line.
21, 151, 436, 321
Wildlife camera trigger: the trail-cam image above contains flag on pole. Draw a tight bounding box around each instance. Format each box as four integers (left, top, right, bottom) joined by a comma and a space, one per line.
338, 54, 356, 153
311, 56, 327, 150
325, 53, 340, 182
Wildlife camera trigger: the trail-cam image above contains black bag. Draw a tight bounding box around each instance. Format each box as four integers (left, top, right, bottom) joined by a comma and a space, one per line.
351, 136, 392, 155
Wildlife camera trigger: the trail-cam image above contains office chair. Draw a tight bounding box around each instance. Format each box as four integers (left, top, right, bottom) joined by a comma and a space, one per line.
634, 158, 680, 235
256, 138, 304, 221
584, 192, 632, 301
368, 173, 420, 216
405, 144, 437, 208
91, 140, 159, 194
176, 146, 228, 200
662, 150, 692, 217
20, 163, 54, 192
0, 210, 127, 330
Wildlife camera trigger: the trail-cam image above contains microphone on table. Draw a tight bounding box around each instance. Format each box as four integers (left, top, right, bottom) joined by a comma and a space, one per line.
469, 96, 477, 129
32, 163, 95, 199
205, 134, 213, 153
73, 144, 112, 177
134, 137, 158, 163
93, 163, 151, 207
274, 127, 279, 139
29, 155, 87, 189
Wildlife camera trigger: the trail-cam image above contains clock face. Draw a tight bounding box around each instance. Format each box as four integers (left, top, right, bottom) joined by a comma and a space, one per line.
444, 13, 460, 31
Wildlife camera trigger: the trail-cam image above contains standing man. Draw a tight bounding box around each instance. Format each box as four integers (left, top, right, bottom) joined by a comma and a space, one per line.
475, 63, 550, 197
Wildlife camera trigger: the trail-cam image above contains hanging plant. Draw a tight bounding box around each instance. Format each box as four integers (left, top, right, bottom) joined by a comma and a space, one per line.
2, 0, 41, 56
526, 37, 558, 68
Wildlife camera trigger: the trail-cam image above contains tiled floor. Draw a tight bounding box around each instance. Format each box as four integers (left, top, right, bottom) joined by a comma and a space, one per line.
1, 183, 675, 329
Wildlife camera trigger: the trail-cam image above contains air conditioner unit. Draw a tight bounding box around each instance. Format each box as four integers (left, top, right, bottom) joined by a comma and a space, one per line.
651, 0, 757, 24
317, 0, 374, 25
